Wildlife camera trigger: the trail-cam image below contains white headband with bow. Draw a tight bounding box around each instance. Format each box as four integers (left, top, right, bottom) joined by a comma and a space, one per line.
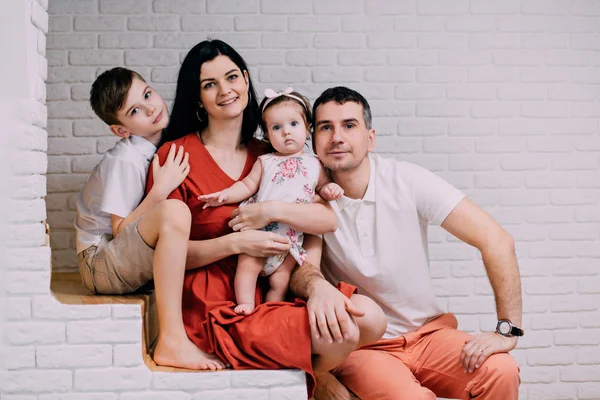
261, 87, 306, 112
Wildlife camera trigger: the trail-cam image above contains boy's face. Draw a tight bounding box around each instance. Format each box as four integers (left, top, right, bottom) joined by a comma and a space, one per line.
110, 77, 169, 146
313, 101, 375, 174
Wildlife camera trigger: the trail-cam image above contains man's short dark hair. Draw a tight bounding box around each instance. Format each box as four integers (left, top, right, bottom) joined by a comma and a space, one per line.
89, 67, 145, 126
312, 86, 373, 130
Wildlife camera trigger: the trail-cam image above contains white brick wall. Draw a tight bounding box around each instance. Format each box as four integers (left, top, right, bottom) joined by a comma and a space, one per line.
0, 0, 594, 398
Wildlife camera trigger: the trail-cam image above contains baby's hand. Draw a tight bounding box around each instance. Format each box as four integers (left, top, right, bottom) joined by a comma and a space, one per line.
320, 182, 344, 201
197, 191, 229, 209
151, 144, 190, 199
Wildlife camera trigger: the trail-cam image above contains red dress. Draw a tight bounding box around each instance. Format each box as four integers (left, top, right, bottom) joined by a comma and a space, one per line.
146, 133, 316, 397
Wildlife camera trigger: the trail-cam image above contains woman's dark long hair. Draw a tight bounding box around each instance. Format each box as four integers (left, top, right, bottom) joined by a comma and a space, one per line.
162, 39, 260, 146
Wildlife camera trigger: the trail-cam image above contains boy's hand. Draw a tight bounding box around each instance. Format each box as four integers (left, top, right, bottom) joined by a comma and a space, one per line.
151, 144, 189, 199
319, 183, 344, 201
198, 191, 229, 209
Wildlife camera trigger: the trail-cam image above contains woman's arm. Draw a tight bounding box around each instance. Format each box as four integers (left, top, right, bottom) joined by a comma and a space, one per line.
228, 198, 337, 235
185, 230, 291, 270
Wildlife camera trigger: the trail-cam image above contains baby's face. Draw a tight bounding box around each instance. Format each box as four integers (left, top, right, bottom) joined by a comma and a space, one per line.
263, 102, 309, 156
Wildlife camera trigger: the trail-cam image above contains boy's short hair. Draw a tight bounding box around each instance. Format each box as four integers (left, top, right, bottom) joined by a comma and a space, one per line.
90, 67, 146, 126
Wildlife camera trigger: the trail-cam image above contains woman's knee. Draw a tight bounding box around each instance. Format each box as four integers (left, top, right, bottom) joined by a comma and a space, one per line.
349, 294, 387, 347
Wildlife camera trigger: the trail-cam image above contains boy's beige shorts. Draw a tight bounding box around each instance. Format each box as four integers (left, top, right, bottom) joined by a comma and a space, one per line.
78, 218, 155, 294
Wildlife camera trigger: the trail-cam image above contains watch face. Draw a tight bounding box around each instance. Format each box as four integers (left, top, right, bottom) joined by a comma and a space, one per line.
499, 321, 511, 335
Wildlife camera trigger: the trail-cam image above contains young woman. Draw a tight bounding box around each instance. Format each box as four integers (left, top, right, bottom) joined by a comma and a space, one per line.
147, 39, 386, 399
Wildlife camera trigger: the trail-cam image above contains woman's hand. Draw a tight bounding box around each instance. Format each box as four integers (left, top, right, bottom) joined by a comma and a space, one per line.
233, 230, 291, 257
229, 201, 281, 231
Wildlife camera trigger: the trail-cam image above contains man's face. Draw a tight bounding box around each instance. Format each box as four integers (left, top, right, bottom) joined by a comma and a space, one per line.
313, 101, 375, 173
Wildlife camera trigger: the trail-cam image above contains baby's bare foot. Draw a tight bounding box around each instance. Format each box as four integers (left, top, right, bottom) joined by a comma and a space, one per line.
234, 303, 255, 315
154, 335, 228, 370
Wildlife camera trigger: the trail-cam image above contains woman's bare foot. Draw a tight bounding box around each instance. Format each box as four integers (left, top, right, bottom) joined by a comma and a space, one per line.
234, 303, 255, 315
154, 335, 228, 370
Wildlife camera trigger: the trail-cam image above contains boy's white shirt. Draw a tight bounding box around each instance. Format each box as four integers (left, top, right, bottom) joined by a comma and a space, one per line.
74, 135, 157, 254
322, 154, 465, 338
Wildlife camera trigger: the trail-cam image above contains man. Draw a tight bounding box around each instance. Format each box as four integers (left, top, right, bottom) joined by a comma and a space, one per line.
290, 87, 522, 400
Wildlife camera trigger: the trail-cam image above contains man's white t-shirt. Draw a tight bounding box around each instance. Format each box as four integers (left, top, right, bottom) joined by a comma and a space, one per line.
74, 135, 157, 254
322, 154, 465, 339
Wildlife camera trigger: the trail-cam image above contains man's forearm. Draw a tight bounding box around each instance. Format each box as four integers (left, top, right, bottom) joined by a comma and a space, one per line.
290, 260, 328, 299
481, 236, 522, 327
275, 202, 337, 235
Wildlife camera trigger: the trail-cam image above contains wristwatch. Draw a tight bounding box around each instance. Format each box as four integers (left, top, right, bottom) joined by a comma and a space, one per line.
496, 319, 524, 337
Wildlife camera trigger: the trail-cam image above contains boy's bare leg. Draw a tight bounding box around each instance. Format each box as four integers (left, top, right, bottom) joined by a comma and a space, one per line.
234, 254, 264, 315
266, 253, 295, 302
137, 199, 226, 370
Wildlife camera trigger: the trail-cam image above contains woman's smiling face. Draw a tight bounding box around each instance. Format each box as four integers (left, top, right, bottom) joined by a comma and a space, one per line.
198, 55, 249, 121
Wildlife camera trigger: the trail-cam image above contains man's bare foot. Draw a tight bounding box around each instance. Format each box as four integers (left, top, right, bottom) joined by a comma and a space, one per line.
234, 303, 255, 315
154, 334, 228, 370
314, 372, 356, 400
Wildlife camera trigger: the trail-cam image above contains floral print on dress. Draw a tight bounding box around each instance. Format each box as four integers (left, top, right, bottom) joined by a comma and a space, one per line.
271, 157, 308, 185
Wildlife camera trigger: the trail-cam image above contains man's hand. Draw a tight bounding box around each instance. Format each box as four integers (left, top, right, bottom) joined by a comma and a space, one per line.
460, 332, 518, 373
319, 182, 344, 202
307, 280, 365, 344
151, 144, 189, 199
229, 201, 279, 231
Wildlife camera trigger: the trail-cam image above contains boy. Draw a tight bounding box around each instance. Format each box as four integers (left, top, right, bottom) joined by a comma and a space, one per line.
74, 67, 225, 370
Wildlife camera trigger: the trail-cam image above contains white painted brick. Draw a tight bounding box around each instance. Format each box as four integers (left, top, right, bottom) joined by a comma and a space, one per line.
97, 137, 120, 153
47, 156, 71, 173
269, 387, 307, 400
120, 393, 192, 400
493, 50, 544, 66
6, 246, 51, 270
449, 155, 498, 171
125, 50, 180, 66
207, 0, 258, 13
74, 16, 126, 31
449, 121, 495, 137
471, 0, 520, 14
99, 34, 151, 49
69, 50, 123, 66
127, 15, 179, 32
575, 206, 600, 223
75, 368, 151, 390
396, 85, 444, 100
2, 370, 72, 393
423, 138, 471, 154
522, 0, 569, 15
521, 102, 568, 118
112, 304, 142, 319
191, 390, 270, 400
150, 67, 179, 82
398, 120, 445, 136
313, 67, 362, 83
285, 51, 335, 66
498, 84, 546, 100
530, 313, 579, 330
575, 138, 600, 152
262, 33, 311, 49
471, 103, 519, 119
179, 16, 233, 32
440, 50, 490, 66
314, 33, 365, 49
32, 296, 111, 319
72, 156, 103, 173
529, 384, 576, 400
153, 0, 206, 13
388, 50, 438, 66
259, 67, 310, 83
113, 344, 144, 366
580, 312, 600, 328
47, 34, 96, 50
314, 0, 362, 15
417, 67, 465, 83
47, 84, 69, 101
577, 173, 600, 189
560, 366, 600, 382
32, 0, 49, 33
418, 34, 467, 49
6, 270, 51, 294
470, 34, 520, 49
6, 322, 65, 345
7, 297, 32, 320
46, 210, 77, 230
550, 190, 597, 206
48, 138, 95, 155
374, 137, 420, 153
370, 101, 414, 118
365, 67, 413, 82
525, 172, 573, 189
526, 207, 574, 223
47, 50, 68, 67
39, 394, 117, 400
67, 320, 142, 343
49, 231, 75, 250
366, 0, 414, 14
100, 0, 151, 14
417, 0, 468, 15
552, 154, 599, 170
417, 103, 466, 117
476, 138, 524, 154
338, 50, 385, 66
578, 348, 600, 365
152, 372, 229, 390
579, 383, 600, 399
37, 345, 112, 368
4, 346, 36, 370
445, 17, 496, 32
259, 0, 312, 14
6, 224, 47, 247
49, 0, 96, 14
520, 366, 557, 383
48, 67, 96, 83
50, 16, 72, 32
234, 16, 285, 31
394, 17, 444, 32
499, 190, 547, 206
521, 67, 568, 83
342, 17, 393, 32
522, 34, 568, 49
550, 225, 598, 241
432, 279, 472, 297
